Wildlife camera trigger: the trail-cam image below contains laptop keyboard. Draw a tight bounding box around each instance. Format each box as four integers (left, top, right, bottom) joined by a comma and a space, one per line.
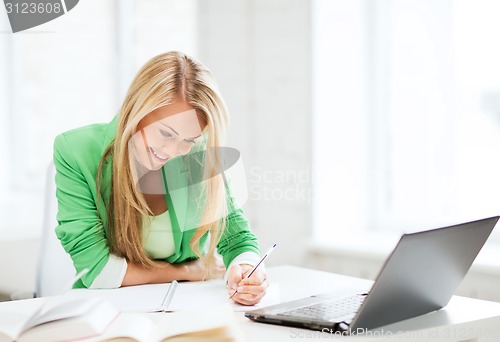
276, 294, 366, 323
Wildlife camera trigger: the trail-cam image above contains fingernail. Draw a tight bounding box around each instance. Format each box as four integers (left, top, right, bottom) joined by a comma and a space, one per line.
237, 287, 243, 292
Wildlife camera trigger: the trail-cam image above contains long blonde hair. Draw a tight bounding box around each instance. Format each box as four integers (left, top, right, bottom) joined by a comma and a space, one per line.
97, 51, 229, 275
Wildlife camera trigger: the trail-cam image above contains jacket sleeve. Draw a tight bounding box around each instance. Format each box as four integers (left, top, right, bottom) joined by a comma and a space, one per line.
216, 189, 261, 268
53, 134, 112, 288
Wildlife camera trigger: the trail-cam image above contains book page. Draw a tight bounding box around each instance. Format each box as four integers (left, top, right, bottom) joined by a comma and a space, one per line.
79, 306, 237, 342
0, 313, 30, 342
0, 298, 45, 341
19, 300, 119, 342
24, 297, 101, 330
0, 297, 118, 342
81, 314, 154, 342
150, 305, 236, 341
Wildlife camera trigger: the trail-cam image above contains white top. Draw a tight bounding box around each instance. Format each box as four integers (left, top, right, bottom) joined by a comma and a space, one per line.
89, 212, 260, 289
141, 211, 175, 259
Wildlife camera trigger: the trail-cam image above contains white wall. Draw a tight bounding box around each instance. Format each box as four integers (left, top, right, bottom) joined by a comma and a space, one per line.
198, 0, 312, 267
0, 236, 39, 296
308, 242, 500, 302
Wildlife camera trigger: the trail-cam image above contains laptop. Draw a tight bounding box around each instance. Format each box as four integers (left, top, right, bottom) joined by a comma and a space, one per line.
245, 216, 499, 333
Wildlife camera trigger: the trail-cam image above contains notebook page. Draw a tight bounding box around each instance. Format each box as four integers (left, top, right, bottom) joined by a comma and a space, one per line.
167, 279, 280, 311
64, 283, 172, 312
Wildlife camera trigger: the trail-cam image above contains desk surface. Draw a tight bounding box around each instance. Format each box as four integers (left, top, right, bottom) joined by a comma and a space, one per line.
234, 266, 500, 341
3, 266, 500, 341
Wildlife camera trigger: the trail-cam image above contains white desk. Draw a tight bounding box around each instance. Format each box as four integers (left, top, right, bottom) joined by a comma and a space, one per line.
234, 266, 500, 341
3, 266, 500, 341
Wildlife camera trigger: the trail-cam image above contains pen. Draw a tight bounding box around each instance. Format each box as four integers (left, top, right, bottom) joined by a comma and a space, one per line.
229, 243, 277, 299
160, 280, 178, 312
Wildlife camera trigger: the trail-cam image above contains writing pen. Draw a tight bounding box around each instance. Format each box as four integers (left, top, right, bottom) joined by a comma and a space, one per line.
229, 243, 277, 299
160, 280, 178, 312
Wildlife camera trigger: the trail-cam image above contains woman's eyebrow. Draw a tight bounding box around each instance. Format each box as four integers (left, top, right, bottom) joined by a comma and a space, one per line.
160, 122, 201, 140
160, 122, 179, 135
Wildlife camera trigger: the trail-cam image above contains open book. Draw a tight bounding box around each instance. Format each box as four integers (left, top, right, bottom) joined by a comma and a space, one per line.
82, 305, 244, 342
0, 296, 119, 342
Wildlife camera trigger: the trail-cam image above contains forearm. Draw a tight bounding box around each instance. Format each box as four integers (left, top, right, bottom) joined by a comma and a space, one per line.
121, 261, 189, 286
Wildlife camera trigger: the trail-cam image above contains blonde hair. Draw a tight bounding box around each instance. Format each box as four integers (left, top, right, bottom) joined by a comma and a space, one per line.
97, 51, 229, 276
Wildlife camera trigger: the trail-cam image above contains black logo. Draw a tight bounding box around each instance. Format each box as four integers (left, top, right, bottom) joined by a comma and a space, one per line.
4, 0, 79, 33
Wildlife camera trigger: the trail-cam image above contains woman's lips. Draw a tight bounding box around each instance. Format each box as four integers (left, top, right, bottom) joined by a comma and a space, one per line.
149, 147, 170, 163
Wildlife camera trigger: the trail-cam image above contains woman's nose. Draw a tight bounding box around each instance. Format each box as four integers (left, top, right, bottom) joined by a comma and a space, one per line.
161, 139, 191, 157
161, 144, 176, 158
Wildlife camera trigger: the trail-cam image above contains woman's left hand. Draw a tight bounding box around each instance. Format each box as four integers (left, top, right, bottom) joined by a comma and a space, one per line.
227, 264, 268, 305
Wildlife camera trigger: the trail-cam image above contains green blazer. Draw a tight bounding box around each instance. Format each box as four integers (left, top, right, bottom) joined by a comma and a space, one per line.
53, 116, 260, 288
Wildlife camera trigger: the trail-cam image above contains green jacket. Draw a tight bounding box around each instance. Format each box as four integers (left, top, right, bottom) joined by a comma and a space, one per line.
53, 116, 260, 288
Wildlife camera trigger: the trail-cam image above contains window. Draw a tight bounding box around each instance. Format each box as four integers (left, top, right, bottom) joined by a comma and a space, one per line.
313, 0, 500, 241
0, 0, 198, 234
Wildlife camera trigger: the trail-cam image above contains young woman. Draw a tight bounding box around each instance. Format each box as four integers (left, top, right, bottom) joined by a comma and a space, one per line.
53, 51, 267, 305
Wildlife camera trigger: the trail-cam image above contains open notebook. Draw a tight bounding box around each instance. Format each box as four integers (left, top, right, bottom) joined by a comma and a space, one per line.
63, 279, 280, 312
60, 280, 277, 342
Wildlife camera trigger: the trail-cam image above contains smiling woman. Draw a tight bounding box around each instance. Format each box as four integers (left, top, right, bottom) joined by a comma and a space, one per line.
52, 51, 268, 306
131, 104, 204, 170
